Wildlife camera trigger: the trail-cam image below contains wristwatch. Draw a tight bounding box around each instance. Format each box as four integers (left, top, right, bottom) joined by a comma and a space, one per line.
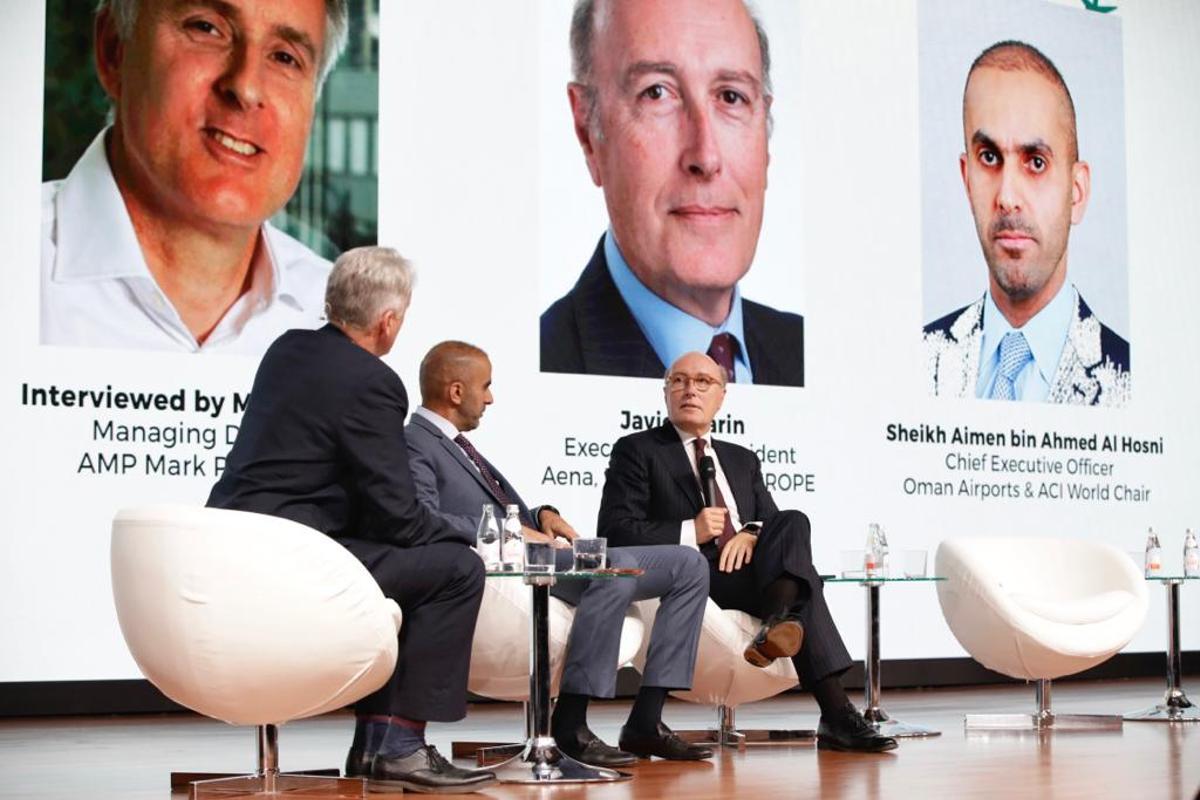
741, 522, 762, 537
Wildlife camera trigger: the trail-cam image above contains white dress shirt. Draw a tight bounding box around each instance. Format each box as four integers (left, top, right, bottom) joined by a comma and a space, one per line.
674, 425, 748, 550
40, 129, 331, 355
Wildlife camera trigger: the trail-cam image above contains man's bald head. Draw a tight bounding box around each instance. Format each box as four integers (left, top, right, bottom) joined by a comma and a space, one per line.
419, 342, 494, 432
964, 40, 1078, 162
664, 351, 728, 436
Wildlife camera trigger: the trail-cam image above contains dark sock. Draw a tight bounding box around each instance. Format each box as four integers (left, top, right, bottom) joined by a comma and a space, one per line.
809, 675, 853, 721
763, 576, 802, 618
377, 716, 427, 759
551, 692, 590, 736
626, 686, 668, 733
353, 714, 392, 756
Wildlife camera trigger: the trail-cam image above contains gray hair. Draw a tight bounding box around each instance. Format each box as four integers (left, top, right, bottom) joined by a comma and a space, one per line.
570, 0, 773, 132
95, 0, 349, 86
324, 246, 415, 330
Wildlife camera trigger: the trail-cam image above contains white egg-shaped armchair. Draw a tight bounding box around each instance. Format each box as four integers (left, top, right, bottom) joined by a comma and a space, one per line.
936, 537, 1148, 730
112, 505, 402, 797
632, 598, 807, 748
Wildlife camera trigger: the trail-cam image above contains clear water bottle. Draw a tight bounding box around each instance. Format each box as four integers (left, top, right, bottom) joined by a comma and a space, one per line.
864, 523, 882, 577
475, 504, 500, 570
1184, 528, 1199, 577
501, 504, 524, 571
877, 525, 891, 577
1144, 527, 1162, 577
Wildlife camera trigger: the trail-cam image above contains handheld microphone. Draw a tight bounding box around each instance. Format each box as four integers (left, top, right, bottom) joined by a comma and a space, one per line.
698, 455, 717, 507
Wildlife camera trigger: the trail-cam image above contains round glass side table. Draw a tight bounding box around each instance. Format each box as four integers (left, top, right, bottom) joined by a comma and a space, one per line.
482, 568, 641, 784
1125, 575, 1199, 723
826, 575, 946, 738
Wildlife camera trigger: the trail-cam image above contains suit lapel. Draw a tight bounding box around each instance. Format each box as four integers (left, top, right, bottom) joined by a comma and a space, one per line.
412, 415, 507, 505
655, 424, 704, 509
573, 238, 667, 378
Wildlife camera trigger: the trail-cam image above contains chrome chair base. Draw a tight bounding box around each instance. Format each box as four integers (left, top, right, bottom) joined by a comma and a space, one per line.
965, 679, 1122, 732
965, 712, 1123, 731
189, 773, 364, 799
674, 705, 816, 750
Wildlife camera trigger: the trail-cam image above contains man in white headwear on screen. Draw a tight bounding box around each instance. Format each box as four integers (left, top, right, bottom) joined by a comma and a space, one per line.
40, 0, 346, 354
923, 40, 1130, 406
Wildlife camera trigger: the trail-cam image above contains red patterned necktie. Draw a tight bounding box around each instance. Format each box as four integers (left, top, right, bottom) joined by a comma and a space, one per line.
455, 433, 513, 508
707, 333, 737, 383
693, 437, 737, 549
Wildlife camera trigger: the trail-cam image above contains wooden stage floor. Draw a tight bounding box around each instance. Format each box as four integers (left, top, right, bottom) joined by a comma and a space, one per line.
1, 678, 1196, 799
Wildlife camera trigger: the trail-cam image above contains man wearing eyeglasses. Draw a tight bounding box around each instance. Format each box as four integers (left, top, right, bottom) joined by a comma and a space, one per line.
598, 351, 897, 753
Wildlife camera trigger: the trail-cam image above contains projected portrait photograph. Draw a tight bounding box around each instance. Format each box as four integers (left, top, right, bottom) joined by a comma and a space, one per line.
539, 0, 807, 388
918, 0, 1130, 407
40, 0, 379, 355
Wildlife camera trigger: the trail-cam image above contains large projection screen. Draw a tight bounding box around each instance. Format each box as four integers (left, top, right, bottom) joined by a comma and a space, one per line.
1, 0, 1197, 686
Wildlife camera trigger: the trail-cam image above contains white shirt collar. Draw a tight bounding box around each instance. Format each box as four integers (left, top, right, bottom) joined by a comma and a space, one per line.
414, 406, 463, 440
51, 128, 310, 314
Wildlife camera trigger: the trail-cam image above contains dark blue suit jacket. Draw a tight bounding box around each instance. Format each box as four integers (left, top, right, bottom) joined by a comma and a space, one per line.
208, 324, 465, 548
540, 237, 805, 387
598, 422, 777, 549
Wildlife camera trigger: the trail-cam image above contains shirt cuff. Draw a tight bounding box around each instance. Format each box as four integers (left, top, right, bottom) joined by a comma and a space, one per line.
679, 520, 698, 550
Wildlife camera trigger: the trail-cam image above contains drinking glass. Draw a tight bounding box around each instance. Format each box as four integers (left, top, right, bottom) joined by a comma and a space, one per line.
572, 537, 607, 571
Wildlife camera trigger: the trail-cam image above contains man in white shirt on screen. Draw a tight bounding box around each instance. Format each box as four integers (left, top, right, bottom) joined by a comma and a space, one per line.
40, 0, 347, 354
923, 40, 1130, 406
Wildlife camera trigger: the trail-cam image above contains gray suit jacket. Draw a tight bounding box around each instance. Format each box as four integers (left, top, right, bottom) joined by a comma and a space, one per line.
404, 412, 548, 538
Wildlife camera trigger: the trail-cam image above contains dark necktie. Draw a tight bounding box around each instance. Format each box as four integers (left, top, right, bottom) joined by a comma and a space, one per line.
693, 438, 737, 549
454, 433, 514, 509
707, 332, 738, 383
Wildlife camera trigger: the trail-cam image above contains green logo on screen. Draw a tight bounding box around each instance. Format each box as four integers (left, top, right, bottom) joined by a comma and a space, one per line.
1081, 0, 1117, 13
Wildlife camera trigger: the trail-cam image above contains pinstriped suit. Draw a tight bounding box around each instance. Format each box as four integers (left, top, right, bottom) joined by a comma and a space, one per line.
599, 422, 852, 686
539, 237, 806, 387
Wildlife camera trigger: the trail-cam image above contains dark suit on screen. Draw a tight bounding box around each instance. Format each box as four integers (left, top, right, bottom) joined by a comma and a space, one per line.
404, 412, 708, 696
540, 237, 806, 387
598, 422, 852, 686
207, 324, 484, 722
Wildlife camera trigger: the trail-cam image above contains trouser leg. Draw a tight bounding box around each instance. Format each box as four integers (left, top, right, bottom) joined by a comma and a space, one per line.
550, 548, 638, 698
626, 546, 709, 690
716, 511, 853, 687
343, 539, 485, 722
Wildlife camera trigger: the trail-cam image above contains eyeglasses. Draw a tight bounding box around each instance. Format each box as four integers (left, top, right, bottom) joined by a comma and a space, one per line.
666, 373, 724, 393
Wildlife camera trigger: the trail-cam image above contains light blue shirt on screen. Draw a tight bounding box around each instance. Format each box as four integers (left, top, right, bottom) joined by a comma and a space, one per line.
975, 282, 1075, 401
604, 230, 754, 383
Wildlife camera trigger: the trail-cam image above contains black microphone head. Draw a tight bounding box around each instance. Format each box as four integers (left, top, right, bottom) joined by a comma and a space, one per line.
698, 455, 716, 479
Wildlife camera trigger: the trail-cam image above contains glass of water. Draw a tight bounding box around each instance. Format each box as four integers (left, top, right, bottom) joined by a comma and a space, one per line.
572, 537, 607, 571
525, 541, 556, 575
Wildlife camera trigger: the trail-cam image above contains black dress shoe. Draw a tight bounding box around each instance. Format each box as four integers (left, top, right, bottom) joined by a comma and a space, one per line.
369, 745, 497, 794
618, 722, 714, 761
344, 748, 372, 778
817, 705, 898, 753
744, 613, 805, 667
554, 725, 638, 767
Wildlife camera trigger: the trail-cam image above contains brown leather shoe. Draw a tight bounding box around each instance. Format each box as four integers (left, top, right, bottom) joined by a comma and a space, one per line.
744, 613, 804, 667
